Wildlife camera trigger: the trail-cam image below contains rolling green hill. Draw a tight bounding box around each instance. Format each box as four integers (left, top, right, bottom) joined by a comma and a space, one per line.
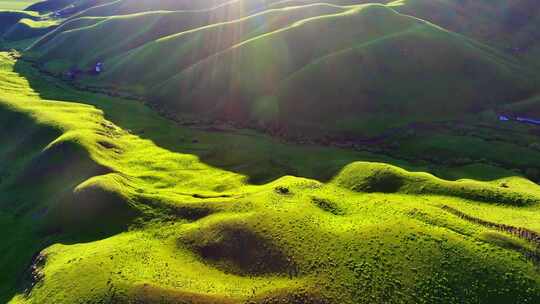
2, 0, 540, 303
0, 11, 40, 34
32, 3, 349, 68
27, 3, 538, 137
25, 0, 115, 13
0, 5, 58, 43
2, 51, 540, 304
0, 0, 39, 10
65, 0, 384, 19
389, 0, 540, 66
150, 4, 534, 135
2, 18, 58, 41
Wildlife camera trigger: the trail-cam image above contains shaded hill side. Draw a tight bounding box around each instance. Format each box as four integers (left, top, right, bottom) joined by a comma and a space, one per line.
23, 0, 540, 70
71, 0, 383, 18
28, 4, 537, 137
27, 0, 385, 48
2, 18, 58, 41
0, 93, 136, 302
389, 0, 540, 66
26, 0, 295, 17
148, 5, 535, 135
28, 16, 105, 47
0, 10, 59, 43
267, 26, 530, 132
30, 0, 386, 50
25, 0, 114, 13
0, 11, 39, 35
0, 0, 40, 11
31, 4, 349, 70
0, 95, 136, 234
26, 0, 78, 12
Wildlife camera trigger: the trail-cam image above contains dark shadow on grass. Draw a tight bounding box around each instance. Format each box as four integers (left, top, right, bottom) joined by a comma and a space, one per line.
0, 208, 131, 303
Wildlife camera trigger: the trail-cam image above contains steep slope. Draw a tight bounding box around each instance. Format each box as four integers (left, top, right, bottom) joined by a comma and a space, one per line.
72, 0, 382, 18
59, 0, 538, 70
30, 0, 384, 60
0, 5, 60, 43
25, 0, 114, 14
25, 0, 77, 12
139, 5, 535, 135
0, 11, 39, 35
2, 18, 58, 41
388, 0, 540, 67
26, 0, 281, 17
31, 3, 349, 70
28, 4, 537, 137
0, 0, 40, 10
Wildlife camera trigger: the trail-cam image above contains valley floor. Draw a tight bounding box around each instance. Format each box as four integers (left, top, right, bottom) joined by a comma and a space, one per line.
1, 51, 540, 304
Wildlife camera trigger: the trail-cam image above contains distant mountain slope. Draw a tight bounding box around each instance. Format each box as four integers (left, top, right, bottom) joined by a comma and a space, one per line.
33, 4, 350, 71
2, 18, 58, 41
0, 10, 39, 35
28, 3, 537, 137
389, 0, 540, 66
0, 10, 58, 42
25, 0, 113, 13
25, 0, 76, 12
147, 4, 535, 135
73, 0, 382, 17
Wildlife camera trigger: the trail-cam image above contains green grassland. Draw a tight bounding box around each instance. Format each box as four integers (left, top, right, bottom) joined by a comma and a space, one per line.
70, 0, 383, 19
2, 49, 540, 303
0, 0, 40, 10
0, 6, 58, 43
1, 0, 540, 303
25, 1, 539, 138
388, 0, 540, 58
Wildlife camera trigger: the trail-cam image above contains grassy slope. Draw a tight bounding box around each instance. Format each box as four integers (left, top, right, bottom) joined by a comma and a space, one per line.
1, 1, 540, 303
0, 1, 59, 43
151, 4, 533, 134
0, 11, 39, 34
25, 0, 350, 19
18, 2, 540, 180
31, 4, 349, 71
388, 0, 540, 67
2, 50, 540, 303
24, 0, 113, 13
28, 3, 537, 137
30, 1, 383, 63
0, 0, 40, 10
72, 0, 381, 18
2, 18, 59, 41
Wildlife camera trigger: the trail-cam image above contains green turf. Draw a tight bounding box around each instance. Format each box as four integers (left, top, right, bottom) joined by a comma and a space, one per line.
0, 0, 40, 10
0, 8, 57, 44
388, 0, 540, 68
2, 1, 540, 303
2, 18, 59, 41
2, 48, 540, 303
26, 3, 537, 137
0, 11, 39, 33
30, 4, 349, 70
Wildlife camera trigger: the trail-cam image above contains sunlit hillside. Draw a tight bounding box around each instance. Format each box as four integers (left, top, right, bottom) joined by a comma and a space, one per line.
1, 0, 540, 303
